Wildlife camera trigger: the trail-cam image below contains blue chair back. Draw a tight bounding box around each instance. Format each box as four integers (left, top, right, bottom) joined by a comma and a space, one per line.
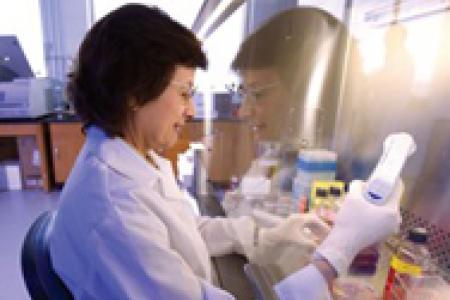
21, 211, 73, 300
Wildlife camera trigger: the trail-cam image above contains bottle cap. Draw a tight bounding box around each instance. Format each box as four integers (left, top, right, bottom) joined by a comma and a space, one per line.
315, 188, 328, 198
329, 186, 342, 197
408, 227, 428, 244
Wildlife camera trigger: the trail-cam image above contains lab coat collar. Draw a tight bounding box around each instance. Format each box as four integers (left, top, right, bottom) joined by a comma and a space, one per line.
85, 126, 159, 186
85, 126, 184, 201
147, 150, 185, 201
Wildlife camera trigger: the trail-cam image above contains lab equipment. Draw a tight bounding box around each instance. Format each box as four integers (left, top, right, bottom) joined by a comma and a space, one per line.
0, 35, 53, 118
310, 180, 345, 223
222, 191, 294, 218
405, 276, 450, 300
348, 245, 379, 275
333, 278, 377, 300
0, 35, 33, 81
213, 92, 233, 118
0, 78, 52, 118
292, 149, 337, 211
365, 132, 416, 204
0, 160, 22, 190
383, 227, 441, 300
238, 141, 281, 196
241, 176, 271, 195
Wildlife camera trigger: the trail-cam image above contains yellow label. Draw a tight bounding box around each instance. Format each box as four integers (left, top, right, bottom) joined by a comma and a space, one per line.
310, 180, 345, 209
390, 256, 422, 276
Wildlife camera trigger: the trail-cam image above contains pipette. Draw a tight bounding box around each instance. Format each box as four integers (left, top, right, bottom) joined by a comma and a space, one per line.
365, 132, 416, 204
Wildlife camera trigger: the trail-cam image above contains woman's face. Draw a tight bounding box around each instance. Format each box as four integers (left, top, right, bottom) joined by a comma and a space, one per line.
127, 65, 196, 153
238, 68, 289, 141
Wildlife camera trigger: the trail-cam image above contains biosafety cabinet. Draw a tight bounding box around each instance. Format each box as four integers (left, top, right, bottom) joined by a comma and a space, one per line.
192, 0, 450, 288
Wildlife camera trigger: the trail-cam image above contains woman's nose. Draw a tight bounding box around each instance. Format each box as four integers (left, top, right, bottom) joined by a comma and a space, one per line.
185, 98, 196, 119
237, 99, 252, 119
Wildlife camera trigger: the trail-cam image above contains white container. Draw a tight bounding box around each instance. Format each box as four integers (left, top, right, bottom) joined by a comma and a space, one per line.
0, 161, 22, 190
241, 176, 271, 195
292, 149, 337, 206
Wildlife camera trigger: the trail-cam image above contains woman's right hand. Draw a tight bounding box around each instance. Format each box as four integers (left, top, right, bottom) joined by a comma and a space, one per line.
316, 179, 403, 275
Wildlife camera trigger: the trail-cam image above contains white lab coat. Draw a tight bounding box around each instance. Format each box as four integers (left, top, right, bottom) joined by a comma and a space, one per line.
49, 126, 331, 300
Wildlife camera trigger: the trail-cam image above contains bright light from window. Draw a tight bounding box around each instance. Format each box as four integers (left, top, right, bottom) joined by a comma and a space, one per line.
0, 0, 46, 76
302, 34, 335, 145
201, 3, 244, 92
357, 28, 386, 74
93, 0, 202, 28
297, 0, 345, 21
357, 15, 442, 84
405, 15, 442, 84
197, 0, 234, 38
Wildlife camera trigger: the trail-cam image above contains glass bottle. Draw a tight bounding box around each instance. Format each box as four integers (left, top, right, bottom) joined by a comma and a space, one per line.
383, 227, 435, 300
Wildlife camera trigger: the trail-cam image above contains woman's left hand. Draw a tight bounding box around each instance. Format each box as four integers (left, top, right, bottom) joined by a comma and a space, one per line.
249, 213, 331, 278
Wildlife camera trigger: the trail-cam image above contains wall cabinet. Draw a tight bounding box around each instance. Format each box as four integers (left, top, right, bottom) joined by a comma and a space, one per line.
206, 121, 254, 183
49, 122, 85, 184
48, 120, 253, 185
163, 120, 254, 183
0, 121, 51, 191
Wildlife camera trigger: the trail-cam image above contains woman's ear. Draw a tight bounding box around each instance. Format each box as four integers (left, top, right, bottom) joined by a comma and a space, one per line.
127, 96, 140, 112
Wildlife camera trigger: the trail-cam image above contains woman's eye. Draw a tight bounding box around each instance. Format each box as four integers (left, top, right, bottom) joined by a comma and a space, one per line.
253, 91, 265, 100
181, 91, 191, 100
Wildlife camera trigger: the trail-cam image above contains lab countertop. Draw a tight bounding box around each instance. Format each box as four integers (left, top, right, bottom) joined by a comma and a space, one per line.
44, 113, 81, 123
0, 113, 80, 123
0, 114, 49, 123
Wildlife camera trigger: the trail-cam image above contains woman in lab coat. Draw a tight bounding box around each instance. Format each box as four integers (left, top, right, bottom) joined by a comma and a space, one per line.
49, 4, 403, 300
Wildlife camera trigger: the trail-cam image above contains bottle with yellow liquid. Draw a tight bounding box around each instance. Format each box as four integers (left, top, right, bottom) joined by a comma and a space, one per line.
383, 228, 436, 300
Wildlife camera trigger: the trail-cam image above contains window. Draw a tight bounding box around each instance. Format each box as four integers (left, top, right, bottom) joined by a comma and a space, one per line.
93, 0, 203, 28
0, 0, 46, 77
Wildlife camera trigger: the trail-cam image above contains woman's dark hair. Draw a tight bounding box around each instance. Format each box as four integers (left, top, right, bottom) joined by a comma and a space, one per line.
67, 4, 207, 137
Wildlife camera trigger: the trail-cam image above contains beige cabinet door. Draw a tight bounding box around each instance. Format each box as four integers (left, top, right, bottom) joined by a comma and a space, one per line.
163, 121, 255, 184
207, 121, 254, 183
50, 123, 85, 184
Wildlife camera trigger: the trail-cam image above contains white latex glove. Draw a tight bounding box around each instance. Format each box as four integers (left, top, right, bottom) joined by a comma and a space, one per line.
316, 179, 403, 275
250, 213, 330, 279
251, 209, 284, 228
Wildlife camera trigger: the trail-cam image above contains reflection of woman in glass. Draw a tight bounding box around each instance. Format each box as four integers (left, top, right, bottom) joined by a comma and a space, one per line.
232, 7, 347, 149
231, 7, 349, 193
